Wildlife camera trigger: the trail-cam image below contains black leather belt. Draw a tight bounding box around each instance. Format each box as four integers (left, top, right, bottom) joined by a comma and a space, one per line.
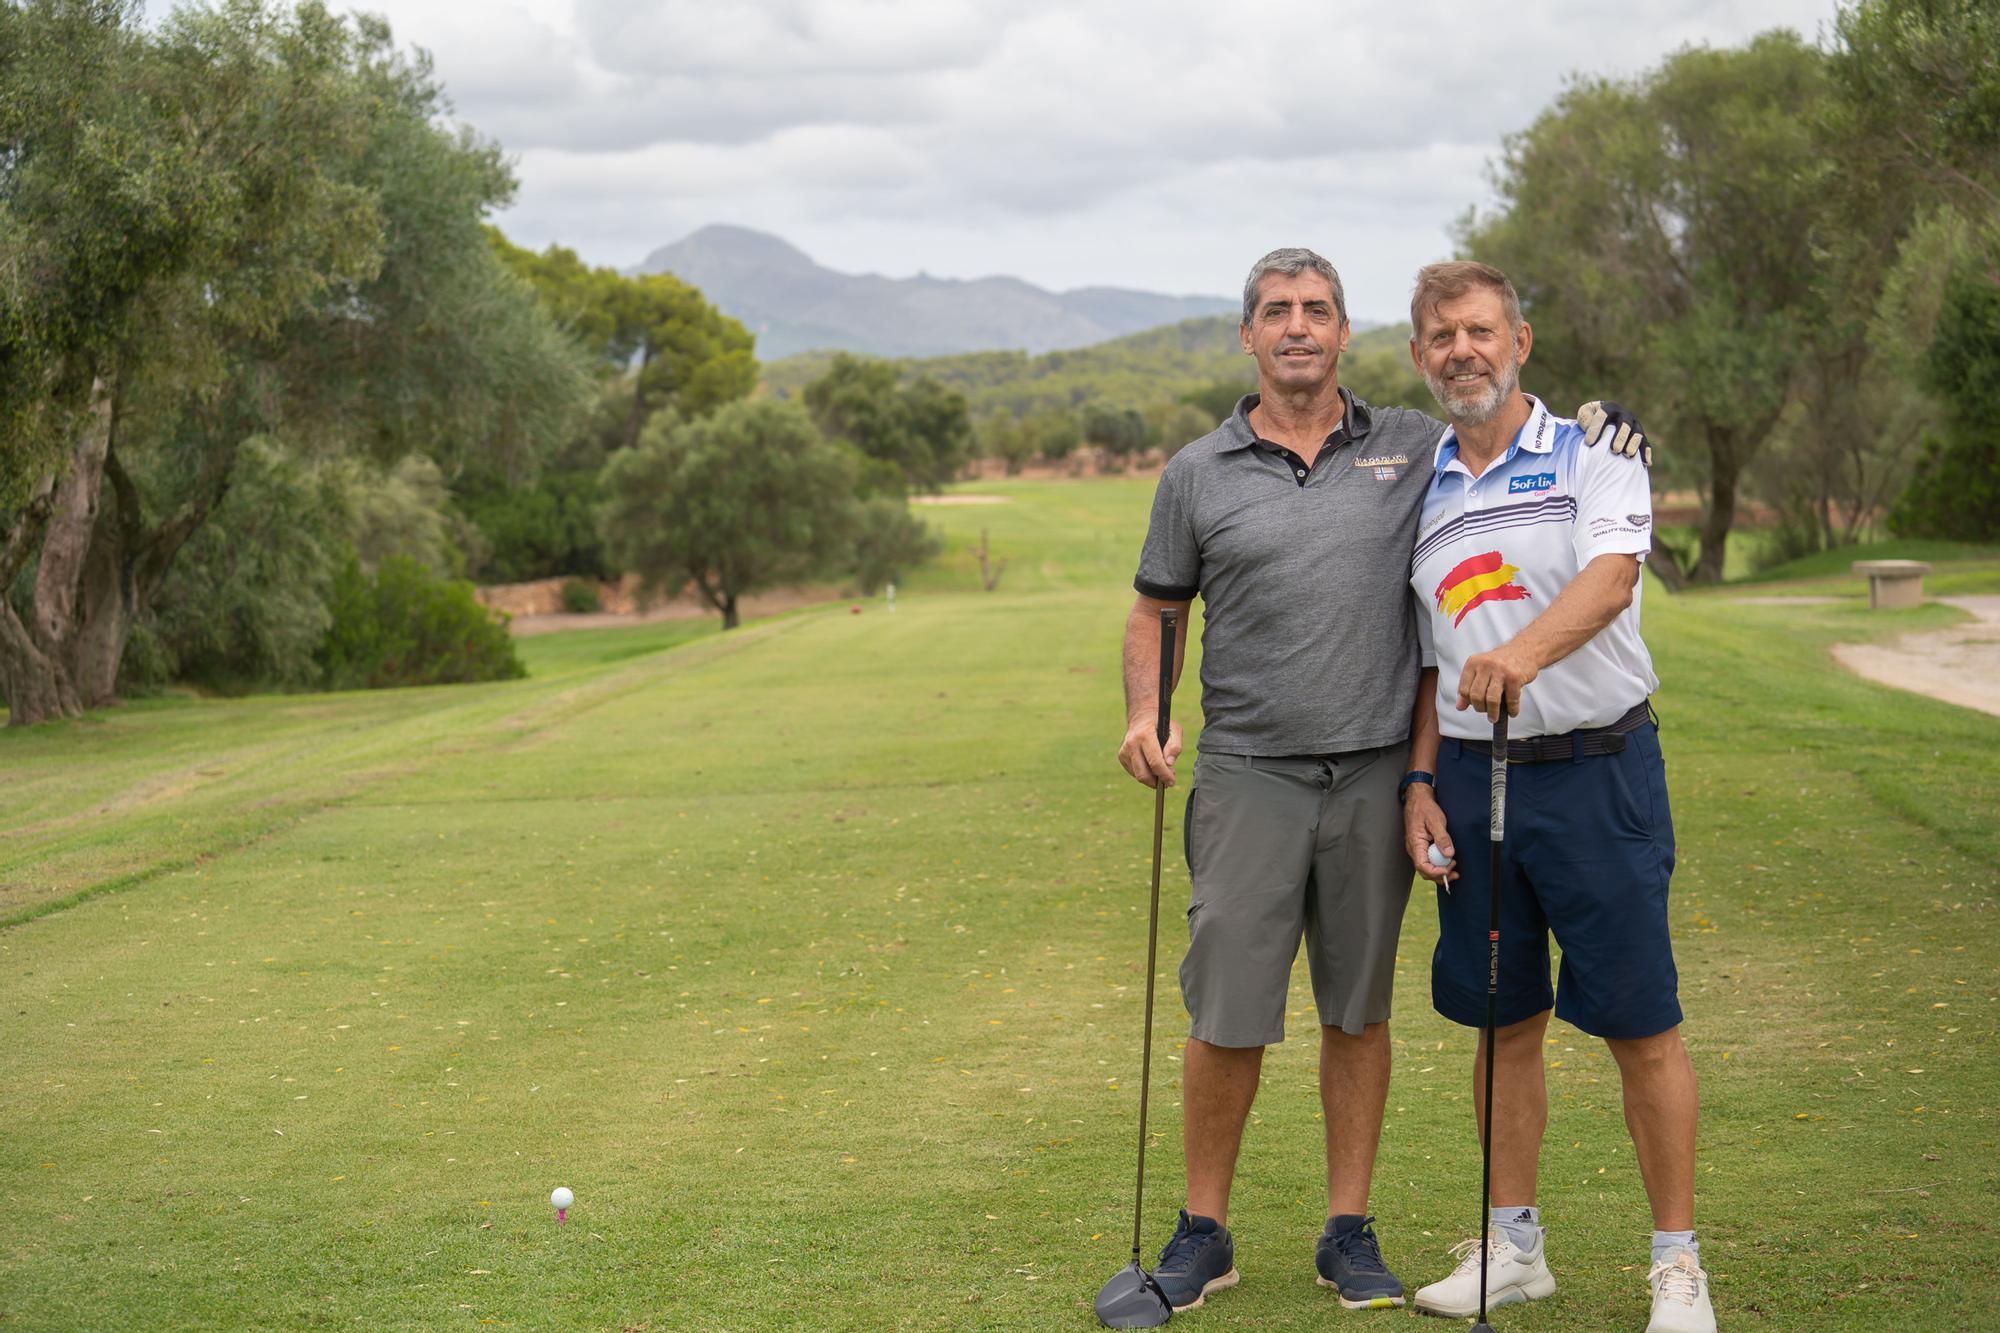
1458, 701, 1651, 763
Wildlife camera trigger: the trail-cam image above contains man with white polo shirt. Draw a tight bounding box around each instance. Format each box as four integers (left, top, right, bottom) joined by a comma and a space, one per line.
1396, 260, 1713, 1333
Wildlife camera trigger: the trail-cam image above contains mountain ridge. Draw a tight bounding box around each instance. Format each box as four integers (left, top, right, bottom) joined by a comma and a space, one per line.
630, 224, 1238, 360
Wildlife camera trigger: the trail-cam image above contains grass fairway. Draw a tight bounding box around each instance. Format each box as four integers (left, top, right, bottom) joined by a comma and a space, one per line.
3, 477, 1996, 1331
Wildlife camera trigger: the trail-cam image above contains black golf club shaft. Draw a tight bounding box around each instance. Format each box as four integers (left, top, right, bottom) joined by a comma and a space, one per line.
1130, 607, 1178, 1266
1477, 710, 1509, 1325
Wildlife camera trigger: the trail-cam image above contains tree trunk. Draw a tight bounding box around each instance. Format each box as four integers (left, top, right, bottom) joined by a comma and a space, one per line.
0, 605, 77, 725
687, 571, 741, 629
1647, 536, 1688, 592
64, 441, 233, 710
0, 481, 80, 724
0, 378, 112, 723
623, 342, 655, 452
1695, 424, 1738, 584
31, 377, 113, 651
70, 503, 136, 708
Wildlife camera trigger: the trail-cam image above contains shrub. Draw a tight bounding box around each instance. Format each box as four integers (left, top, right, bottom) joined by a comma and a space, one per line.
457, 466, 611, 583
1888, 261, 2000, 541
316, 556, 524, 690
125, 436, 349, 695
850, 498, 941, 594
1083, 403, 1150, 472
1889, 427, 2000, 540
560, 578, 602, 613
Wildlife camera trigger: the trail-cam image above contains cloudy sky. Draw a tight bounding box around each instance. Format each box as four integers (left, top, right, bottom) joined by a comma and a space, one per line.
331, 0, 1838, 323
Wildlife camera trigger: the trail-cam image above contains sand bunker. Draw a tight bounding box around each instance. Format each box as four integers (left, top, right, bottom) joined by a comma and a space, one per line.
1832, 596, 2000, 718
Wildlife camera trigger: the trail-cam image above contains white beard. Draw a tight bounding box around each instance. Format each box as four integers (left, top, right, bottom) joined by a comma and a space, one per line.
1425, 355, 1519, 427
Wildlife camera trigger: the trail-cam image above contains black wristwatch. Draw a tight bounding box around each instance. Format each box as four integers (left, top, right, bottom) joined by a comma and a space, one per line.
1398, 770, 1435, 803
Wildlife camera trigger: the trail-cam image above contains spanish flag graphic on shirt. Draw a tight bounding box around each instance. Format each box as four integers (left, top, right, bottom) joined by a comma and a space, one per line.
1435, 550, 1530, 626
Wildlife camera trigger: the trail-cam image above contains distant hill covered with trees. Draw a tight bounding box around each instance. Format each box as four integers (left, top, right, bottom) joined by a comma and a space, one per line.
763, 316, 1432, 475
766, 316, 1430, 421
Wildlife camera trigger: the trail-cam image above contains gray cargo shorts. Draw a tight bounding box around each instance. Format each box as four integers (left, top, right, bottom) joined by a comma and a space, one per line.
1179, 746, 1413, 1046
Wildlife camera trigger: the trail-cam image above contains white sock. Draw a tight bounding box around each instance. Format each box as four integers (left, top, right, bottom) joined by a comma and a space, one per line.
1490, 1204, 1538, 1252
1651, 1230, 1698, 1266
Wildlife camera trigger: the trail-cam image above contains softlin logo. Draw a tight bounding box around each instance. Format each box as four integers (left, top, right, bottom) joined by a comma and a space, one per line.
1435, 551, 1530, 627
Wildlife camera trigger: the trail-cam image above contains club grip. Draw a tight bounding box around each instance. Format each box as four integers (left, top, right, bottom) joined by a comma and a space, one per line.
1489, 711, 1508, 842
1155, 608, 1178, 746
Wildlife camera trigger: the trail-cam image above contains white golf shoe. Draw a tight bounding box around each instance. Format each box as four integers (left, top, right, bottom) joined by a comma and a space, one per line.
1646, 1248, 1715, 1332
1411, 1226, 1556, 1318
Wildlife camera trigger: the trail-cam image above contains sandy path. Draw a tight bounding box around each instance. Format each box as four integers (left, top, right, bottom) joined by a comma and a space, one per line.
1832, 596, 2000, 718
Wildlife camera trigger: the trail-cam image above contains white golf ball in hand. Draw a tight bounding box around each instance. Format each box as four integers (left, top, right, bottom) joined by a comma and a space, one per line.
551, 1187, 574, 1211
1427, 844, 1450, 869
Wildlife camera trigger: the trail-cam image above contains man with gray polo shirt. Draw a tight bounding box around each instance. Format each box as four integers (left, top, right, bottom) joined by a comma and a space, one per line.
1115, 247, 1648, 1314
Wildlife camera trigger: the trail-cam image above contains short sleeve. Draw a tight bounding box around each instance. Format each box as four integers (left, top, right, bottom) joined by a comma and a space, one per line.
1571, 435, 1655, 565
1135, 464, 1201, 600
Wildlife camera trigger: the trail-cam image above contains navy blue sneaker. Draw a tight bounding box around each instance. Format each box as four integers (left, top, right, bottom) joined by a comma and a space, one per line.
1153, 1208, 1240, 1310
1316, 1214, 1405, 1309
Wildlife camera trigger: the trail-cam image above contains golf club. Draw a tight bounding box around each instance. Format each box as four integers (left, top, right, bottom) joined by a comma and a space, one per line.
1095, 606, 1179, 1330
1473, 710, 1509, 1333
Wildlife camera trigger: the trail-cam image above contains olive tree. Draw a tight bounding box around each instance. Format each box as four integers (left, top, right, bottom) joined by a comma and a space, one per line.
600, 399, 856, 629
1463, 33, 1833, 582
0, 2, 588, 723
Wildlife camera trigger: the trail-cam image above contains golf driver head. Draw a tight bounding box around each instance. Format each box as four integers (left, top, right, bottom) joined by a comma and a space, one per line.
1095, 1260, 1173, 1328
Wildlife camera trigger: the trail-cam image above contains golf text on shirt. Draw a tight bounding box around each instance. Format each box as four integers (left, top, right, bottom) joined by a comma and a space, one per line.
1409, 395, 1659, 741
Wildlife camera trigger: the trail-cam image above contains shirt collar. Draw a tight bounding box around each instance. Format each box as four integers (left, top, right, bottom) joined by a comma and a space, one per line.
1432, 394, 1551, 476
1221, 387, 1371, 453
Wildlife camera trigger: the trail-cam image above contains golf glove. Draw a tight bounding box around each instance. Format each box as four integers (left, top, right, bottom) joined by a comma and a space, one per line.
1576, 400, 1651, 468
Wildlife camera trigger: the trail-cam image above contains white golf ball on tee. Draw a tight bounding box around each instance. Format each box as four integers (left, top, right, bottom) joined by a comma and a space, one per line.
551, 1186, 573, 1210
1427, 844, 1450, 868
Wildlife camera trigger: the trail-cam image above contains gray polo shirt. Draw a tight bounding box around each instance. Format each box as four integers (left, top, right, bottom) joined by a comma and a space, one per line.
1135, 390, 1445, 756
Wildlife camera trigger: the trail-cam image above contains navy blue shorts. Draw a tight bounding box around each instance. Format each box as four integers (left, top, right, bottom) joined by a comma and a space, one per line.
1431, 721, 1681, 1041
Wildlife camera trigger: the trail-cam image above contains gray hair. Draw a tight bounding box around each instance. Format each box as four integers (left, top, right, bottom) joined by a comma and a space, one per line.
1241, 248, 1347, 328
1410, 260, 1522, 338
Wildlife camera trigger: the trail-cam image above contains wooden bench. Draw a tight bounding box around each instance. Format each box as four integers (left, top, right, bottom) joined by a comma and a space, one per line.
1852, 559, 1932, 610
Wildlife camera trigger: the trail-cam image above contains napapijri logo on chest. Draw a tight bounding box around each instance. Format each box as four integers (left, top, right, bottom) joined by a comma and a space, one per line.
1355, 452, 1408, 481
1508, 471, 1556, 494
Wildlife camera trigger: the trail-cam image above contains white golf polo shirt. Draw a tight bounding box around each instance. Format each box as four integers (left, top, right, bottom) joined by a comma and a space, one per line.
1411, 396, 1658, 741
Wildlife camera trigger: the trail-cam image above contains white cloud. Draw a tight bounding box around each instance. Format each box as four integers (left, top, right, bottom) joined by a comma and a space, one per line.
322, 0, 1845, 320
574, 0, 1008, 77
